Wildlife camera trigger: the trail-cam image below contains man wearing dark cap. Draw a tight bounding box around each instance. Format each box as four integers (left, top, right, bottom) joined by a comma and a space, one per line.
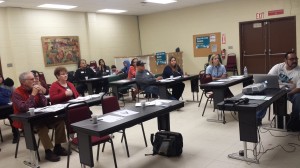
136, 60, 174, 99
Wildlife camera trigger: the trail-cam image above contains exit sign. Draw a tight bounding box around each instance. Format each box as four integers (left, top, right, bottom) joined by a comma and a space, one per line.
268, 9, 284, 16
256, 12, 264, 19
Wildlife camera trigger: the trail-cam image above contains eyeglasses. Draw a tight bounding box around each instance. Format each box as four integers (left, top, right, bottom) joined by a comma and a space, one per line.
287, 57, 298, 61
25, 78, 34, 81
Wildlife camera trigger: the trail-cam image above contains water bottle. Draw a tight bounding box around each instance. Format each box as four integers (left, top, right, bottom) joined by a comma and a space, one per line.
243, 66, 248, 77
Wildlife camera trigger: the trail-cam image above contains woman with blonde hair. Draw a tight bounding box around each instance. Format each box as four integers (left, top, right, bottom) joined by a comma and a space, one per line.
205, 54, 227, 80
205, 54, 233, 97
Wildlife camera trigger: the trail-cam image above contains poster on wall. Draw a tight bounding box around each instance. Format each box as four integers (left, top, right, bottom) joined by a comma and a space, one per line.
41, 36, 81, 67
156, 52, 167, 65
196, 36, 210, 49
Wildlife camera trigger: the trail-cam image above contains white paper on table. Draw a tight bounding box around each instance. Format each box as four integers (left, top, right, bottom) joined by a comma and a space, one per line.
159, 79, 174, 83
241, 95, 266, 100
153, 99, 172, 104
207, 81, 224, 84
112, 109, 139, 117
135, 101, 156, 107
264, 97, 272, 100
68, 96, 91, 103
99, 115, 123, 123
35, 104, 69, 112
115, 79, 131, 83
102, 75, 112, 78
229, 76, 244, 79
217, 78, 233, 82
167, 76, 181, 80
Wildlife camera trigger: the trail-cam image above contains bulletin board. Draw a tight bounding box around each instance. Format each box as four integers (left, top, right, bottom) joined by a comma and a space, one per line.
149, 52, 183, 75
193, 32, 221, 57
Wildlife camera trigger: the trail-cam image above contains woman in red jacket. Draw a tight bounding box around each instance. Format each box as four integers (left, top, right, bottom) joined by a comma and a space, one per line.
49, 66, 79, 104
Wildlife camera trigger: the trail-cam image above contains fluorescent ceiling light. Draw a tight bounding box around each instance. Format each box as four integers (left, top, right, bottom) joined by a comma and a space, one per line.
38, 4, 77, 10
144, 0, 177, 4
0, 1, 5, 4
97, 9, 127, 14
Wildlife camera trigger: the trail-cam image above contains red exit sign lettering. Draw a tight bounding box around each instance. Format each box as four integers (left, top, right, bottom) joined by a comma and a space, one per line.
256, 12, 264, 19
268, 9, 284, 16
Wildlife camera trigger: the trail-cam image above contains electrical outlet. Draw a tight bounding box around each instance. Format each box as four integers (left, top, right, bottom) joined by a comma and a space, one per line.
228, 46, 233, 49
7, 63, 13, 67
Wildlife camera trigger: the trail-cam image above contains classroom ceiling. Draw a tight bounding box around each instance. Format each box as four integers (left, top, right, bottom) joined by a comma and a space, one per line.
0, 0, 227, 15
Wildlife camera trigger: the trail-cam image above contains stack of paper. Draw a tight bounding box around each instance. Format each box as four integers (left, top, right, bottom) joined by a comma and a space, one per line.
99, 115, 123, 123
113, 109, 139, 117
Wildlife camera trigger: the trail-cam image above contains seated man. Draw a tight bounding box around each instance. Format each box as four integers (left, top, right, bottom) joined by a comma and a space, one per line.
135, 61, 175, 100
12, 72, 69, 162
256, 51, 300, 129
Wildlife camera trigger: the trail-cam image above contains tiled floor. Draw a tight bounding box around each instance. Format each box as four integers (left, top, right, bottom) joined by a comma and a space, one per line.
0, 82, 300, 168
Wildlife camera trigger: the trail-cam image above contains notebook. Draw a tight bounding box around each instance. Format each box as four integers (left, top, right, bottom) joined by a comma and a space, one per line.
253, 74, 279, 88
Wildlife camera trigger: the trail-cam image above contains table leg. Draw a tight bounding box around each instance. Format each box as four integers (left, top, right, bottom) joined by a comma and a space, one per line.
158, 85, 168, 99
23, 122, 39, 168
111, 86, 119, 99
186, 78, 199, 102
157, 114, 170, 131
23, 150, 40, 168
86, 83, 93, 95
77, 132, 94, 167
228, 141, 259, 163
206, 88, 225, 123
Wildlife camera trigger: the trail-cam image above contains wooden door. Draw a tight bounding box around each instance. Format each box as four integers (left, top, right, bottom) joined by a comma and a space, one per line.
240, 16, 296, 74
268, 17, 296, 69
240, 21, 267, 73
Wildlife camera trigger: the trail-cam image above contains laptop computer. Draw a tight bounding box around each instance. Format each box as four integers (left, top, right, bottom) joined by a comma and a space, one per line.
253, 74, 279, 88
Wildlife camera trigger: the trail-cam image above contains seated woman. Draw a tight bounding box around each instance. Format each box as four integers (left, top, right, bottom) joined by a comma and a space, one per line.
162, 56, 185, 100
128, 58, 138, 100
49, 66, 79, 105
0, 76, 19, 143
31, 70, 48, 95
117, 60, 130, 75
95, 59, 110, 93
74, 59, 96, 96
206, 54, 233, 97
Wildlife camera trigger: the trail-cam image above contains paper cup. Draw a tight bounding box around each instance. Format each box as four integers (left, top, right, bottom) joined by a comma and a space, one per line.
85, 76, 88, 80
170, 75, 174, 79
141, 100, 146, 108
92, 115, 98, 124
29, 108, 35, 116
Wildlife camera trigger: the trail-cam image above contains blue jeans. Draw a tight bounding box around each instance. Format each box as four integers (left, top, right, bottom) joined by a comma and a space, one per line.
256, 93, 300, 120
144, 86, 176, 100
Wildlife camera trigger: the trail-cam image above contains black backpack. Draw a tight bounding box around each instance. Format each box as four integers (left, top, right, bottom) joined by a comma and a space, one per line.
146, 131, 183, 157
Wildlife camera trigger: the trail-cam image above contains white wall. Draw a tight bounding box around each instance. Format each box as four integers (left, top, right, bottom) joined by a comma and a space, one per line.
0, 8, 141, 85
138, 0, 300, 74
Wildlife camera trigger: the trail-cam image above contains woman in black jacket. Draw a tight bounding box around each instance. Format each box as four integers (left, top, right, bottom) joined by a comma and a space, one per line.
162, 56, 185, 100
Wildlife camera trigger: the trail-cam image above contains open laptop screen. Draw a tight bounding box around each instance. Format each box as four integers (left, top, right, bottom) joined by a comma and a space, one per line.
253, 74, 279, 88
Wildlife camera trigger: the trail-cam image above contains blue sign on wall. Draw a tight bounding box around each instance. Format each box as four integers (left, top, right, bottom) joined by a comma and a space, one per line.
196, 36, 210, 49
156, 52, 167, 65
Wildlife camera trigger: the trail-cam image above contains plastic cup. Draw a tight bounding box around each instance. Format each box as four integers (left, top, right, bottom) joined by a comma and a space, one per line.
29, 108, 35, 116
85, 76, 88, 80
92, 115, 98, 124
141, 100, 146, 108
170, 75, 174, 79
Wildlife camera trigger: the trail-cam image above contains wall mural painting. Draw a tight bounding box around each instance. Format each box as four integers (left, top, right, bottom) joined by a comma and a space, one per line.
41, 36, 81, 67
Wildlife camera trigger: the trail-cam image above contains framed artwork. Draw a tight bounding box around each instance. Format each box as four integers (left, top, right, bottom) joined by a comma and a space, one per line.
41, 36, 81, 67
